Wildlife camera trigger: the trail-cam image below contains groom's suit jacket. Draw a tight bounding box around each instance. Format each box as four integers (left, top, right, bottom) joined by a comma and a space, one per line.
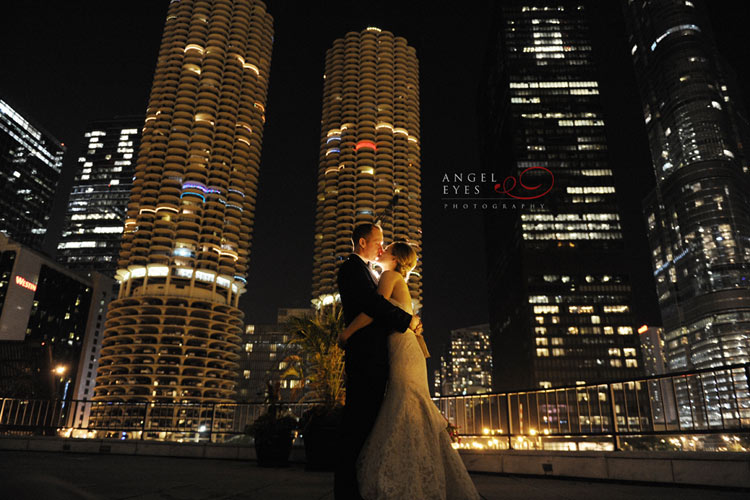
337, 253, 412, 379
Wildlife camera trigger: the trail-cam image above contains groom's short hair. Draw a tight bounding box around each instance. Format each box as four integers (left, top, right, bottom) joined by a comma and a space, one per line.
351, 223, 379, 251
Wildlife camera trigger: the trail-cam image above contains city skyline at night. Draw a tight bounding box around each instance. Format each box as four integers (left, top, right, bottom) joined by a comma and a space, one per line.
2, 5, 750, 493
0, 2, 749, 393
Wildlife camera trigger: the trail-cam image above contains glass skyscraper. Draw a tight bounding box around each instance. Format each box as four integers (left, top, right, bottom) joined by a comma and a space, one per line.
481, 1, 643, 391
433, 324, 493, 397
0, 99, 65, 251
623, 0, 750, 373
57, 117, 142, 278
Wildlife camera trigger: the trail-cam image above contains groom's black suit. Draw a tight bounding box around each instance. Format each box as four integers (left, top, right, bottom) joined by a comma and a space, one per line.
334, 253, 412, 500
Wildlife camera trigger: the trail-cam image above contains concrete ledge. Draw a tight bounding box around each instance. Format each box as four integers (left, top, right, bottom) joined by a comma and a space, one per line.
2, 436, 749, 488
459, 449, 750, 488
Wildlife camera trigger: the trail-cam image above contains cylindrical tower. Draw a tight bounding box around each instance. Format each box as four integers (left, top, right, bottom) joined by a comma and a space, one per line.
92, 0, 273, 435
312, 27, 422, 305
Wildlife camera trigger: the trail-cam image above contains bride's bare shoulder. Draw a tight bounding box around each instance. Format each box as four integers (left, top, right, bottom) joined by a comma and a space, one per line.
380, 270, 404, 282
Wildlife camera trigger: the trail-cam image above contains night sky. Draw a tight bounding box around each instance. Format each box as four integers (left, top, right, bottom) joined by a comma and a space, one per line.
2, 1, 749, 378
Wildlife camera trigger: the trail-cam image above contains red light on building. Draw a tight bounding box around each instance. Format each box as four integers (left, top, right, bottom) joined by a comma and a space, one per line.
638, 324, 648, 334
15, 275, 37, 292
355, 140, 377, 152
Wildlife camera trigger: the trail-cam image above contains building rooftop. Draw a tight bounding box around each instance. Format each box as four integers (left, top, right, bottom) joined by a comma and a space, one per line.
0, 451, 746, 500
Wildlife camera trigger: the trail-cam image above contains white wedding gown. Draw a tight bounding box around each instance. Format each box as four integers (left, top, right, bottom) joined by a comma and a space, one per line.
357, 321, 481, 499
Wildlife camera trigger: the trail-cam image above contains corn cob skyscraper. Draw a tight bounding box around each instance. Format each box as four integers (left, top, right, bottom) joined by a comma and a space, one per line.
92, 0, 273, 434
312, 27, 423, 306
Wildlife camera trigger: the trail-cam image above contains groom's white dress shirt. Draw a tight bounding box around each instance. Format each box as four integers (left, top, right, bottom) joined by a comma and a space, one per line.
354, 253, 380, 283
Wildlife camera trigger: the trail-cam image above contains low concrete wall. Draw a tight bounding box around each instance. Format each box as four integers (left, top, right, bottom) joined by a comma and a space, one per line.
0, 435, 306, 464
460, 449, 750, 488
1, 436, 748, 488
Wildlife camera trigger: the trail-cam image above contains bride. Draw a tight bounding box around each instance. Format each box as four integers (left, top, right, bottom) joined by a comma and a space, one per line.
338, 241, 481, 500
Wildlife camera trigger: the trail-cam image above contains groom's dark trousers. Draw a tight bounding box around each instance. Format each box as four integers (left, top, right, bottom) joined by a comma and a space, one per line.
334, 254, 412, 500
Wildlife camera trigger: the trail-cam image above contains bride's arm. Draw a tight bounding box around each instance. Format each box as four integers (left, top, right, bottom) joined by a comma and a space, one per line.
338, 272, 400, 347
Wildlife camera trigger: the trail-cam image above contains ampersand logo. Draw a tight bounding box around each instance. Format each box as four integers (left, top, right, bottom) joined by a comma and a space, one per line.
494, 166, 554, 200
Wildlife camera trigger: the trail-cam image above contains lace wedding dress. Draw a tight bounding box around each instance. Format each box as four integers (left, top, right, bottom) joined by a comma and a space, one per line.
357, 320, 481, 499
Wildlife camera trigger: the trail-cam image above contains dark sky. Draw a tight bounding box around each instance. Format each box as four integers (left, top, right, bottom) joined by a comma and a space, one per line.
1, 1, 749, 377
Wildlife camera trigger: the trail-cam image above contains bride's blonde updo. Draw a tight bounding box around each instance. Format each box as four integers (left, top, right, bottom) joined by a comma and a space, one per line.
390, 241, 418, 280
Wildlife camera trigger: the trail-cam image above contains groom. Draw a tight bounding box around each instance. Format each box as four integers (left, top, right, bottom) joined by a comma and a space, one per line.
334, 223, 422, 499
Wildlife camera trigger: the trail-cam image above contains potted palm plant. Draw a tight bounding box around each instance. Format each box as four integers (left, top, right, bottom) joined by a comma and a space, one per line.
283, 300, 346, 471
244, 381, 298, 467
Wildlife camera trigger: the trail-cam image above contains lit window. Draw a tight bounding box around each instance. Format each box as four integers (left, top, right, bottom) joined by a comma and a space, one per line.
533, 305, 559, 314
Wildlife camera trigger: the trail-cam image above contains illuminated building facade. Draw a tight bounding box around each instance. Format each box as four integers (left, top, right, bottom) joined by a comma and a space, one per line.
0, 234, 112, 408
638, 325, 666, 376
638, 324, 676, 424
0, 99, 65, 251
623, 0, 750, 373
481, 1, 643, 391
236, 308, 311, 402
92, 0, 274, 433
57, 117, 143, 278
434, 324, 492, 397
312, 27, 422, 304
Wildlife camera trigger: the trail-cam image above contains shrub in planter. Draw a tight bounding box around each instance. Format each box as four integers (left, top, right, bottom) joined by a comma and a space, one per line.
245, 381, 298, 467
283, 302, 346, 470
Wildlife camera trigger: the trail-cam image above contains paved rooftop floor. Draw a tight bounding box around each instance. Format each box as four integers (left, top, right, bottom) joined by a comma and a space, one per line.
0, 451, 746, 499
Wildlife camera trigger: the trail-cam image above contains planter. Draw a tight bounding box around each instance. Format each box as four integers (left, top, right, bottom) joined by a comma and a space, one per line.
301, 407, 342, 471
254, 431, 294, 467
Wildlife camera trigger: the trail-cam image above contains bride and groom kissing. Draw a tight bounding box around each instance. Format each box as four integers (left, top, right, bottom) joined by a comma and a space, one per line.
334, 223, 480, 500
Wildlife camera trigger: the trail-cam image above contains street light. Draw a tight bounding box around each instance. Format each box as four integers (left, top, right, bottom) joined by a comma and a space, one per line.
53, 365, 67, 376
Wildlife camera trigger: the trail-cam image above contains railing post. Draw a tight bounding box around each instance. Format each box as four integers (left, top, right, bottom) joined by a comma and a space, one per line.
608, 383, 620, 451
743, 364, 750, 430
141, 402, 147, 440
209, 403, 216, 443
506, 393, 513, 450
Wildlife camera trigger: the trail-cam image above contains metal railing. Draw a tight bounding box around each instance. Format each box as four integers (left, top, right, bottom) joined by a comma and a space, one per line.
435, 363, 750, 452
0, 398, 317, 443
1, 363, 749, 451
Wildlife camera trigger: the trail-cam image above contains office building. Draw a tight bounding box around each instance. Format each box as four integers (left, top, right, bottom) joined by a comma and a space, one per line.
434, 324, 493, 396
481, 1, 643, 391
57, 117, 143, 278
0, 234, 112, 408
623, 0, 750, 373
236, 308, 311, 402
0, 99, 65, 251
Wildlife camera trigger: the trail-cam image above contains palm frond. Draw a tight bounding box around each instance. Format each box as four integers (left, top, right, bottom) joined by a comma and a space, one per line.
283, 303, 346, 408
